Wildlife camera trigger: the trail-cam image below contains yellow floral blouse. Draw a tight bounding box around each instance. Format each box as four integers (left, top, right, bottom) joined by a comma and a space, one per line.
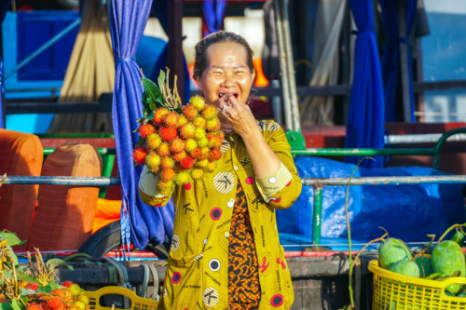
139, 120, 302, 310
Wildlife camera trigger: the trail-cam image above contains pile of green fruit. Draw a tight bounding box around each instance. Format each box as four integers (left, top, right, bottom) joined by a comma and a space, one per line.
379, 224, 466, 296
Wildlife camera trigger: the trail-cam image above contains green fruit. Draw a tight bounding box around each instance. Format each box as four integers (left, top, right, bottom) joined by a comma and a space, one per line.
452, 230, 465, 247
387, 260, 420, 278
379, 238, 413, 269
70, 284, 81, 297
457, 293, 466, 297
414, 255, 433, 278
432, 240, 466, 295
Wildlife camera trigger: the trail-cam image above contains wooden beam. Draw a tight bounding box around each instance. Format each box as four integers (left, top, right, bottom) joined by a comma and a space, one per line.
168, 0, 185, 103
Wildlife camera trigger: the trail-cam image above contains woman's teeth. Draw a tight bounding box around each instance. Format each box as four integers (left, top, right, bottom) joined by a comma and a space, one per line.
218, 93, 238, 99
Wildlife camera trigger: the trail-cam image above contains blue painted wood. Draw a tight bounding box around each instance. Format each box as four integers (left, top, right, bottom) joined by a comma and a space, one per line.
17, 11, 79, 81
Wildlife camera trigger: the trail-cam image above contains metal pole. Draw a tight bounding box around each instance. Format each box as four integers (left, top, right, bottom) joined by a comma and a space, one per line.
301, 175, 466, 186
271, 80, 283, 124
4, 19, 81, 80
4, 176, 120, 186
168, 0, 184, 103
291, 148, 434, 157
398, 0, 412, 122
432, 127, 466, 169
273, 0, 293, 132
312, 186, 323, 244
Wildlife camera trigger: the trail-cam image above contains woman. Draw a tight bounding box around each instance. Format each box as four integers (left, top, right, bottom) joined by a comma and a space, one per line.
139, 31, 302, 310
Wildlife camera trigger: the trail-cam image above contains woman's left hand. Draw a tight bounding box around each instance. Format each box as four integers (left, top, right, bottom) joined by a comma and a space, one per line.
217, 94, 258, 137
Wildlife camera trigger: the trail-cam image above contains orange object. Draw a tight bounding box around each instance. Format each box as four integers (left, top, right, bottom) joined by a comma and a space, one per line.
253, 58, 269, 87
0, 129, 43, 251
92, 198, 121, 234
28, 142, 102, 251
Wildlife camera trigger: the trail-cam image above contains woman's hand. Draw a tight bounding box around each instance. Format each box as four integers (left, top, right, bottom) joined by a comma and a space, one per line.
217, 94, 258, 137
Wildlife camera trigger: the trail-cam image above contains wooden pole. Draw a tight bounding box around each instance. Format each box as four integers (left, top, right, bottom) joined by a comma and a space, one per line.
168, 0, 185, 103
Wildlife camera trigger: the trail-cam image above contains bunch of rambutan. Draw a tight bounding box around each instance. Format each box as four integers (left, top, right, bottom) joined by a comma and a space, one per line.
24, 282, 89, 310
133, 73, 224, 197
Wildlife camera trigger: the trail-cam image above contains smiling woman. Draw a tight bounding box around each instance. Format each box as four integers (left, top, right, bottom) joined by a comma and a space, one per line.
139, 31, 302, 310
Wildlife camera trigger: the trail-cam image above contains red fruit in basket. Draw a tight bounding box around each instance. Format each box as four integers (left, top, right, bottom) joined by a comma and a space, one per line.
133, 147, 148, 166
170, 137, 186, 153
153, 108, 169, 125
26, 282, 39, 291
139, 123, 156, 138
209, 149, 222, 161
161, 169, 176, 181
181, 156, 194, 169
47, 298, 66, 310
184, 105, 198, 120
159, 127, 177, 142
163, 112, 178, 128
26, 304, 42, 310
173, 151, 187, 162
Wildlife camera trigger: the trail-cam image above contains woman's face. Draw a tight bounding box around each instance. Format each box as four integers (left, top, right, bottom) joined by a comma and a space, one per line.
197, 42, 255, 107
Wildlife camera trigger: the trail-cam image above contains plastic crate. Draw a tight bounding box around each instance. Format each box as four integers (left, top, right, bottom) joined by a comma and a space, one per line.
369, 260, 466, 310
87, 286, 158, 310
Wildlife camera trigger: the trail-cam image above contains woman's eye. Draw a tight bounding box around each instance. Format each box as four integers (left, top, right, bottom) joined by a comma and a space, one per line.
234, 70, 245, 75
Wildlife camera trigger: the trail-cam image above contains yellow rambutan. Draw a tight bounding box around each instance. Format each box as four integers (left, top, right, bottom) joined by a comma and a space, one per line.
185, 138, 198, 153
183, 105, 198, 120
145, 133, 162, 151
157, 142, 170, 157
173, 150, 187, 162
139, 123, 156, 138
191, 168, 205, 180
158, 185, 174, 197
206, 161, 217, 172
195, 159, 209, 168
197, 137, 209, 148
202, 105, 218, 119
206, 118, 221, 132
153, 108, 169, 125
158, 179, 174, 189
192, 116, 206, 128
161, 157, 175, 169
189, 95, 206, 111
201, 146, 209, 156
145, 152, 161, 170
175, 171, 191, 185
180, 123, 195, 139
161, 168, 176, 181
194, 127, 206, 140
163, 112, 178, 128
177, 114, 189, 128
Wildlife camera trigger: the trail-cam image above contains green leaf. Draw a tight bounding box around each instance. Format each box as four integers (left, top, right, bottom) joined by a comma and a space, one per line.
19, 288, 38, 296
142, 109, 149, 117
0, 232, 25, 247
135, 136, 145, 148
157, 70, 165, 91
148, 100, 156, 111
48, 282, 62, 291
43, 285, 52, 293
11, 299, 21, 310
142, 77, 163, 109
5, 245, 18, 266
46, 258, 73, 270
17, 274, 39, 284
0, 302, 13, 310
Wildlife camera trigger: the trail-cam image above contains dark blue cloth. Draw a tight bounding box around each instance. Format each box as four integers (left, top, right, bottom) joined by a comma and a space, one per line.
203, 0, 226, 36
345, 0, 385, 169
0, 0, 11, 129
110, 0, 174, 250
379, 0, 417, 122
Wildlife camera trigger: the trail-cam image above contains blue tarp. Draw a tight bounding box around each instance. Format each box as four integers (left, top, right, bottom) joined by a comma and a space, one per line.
345, 0, 385, 169
0, 0, 12, 129
203, 0, 226, 36
277, 157, 466, 242
110, 0, 174, 250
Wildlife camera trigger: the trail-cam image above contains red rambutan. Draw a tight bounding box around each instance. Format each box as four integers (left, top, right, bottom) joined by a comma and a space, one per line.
132, 147, 148, 166
163, 112, 178, 128
209, 149, 222, 161
61, 281, 74, 288
47, 298, 66, 310
139, 123, 156, 138
189, 148, 202, 159
170, 137, 186, 153
207, 135, 223, 149
181, 156, 195, 169
26, 303, 42, 310
183, 105, 198, 120
153, 108, 169, 125
202, 105, 218, 119
161, 168, 176, 181
198, 153, 209, 161
173, 150, 187, 162
159, 126, 178, 142
157, 142, 170, 157
26, 282, 39, 291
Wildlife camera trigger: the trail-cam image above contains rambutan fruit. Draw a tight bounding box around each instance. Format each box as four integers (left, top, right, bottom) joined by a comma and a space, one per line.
161, 168, 176, 181
175, 171, 191, 185
159, 126, 178, 142
73, 301, 86, 310
149, 165, 160, 174
161, 157, 175, 169
202, 105, 218, 119
47, 298, 66, 310
185, 138, 198, 153
157, 179, 174, 189
158, 186, 174, 197
210, 130, 225, 140
70, 284, 81, 297
190, 95, 206, 111
209, 149, 222, 161
198, 153, 209, 160
157, 142, 170, 157
133, 147, 148, 166
206, 118, 221, 132
163, 112, 178, 128
26, 303, 42, 310
207, 135, 222, 149
183, 105, 198, 120
197, 137, 209, 148
189, 148, 202, 159
193, 116, 206, 129
180, 123, 195, 139
195, 159, 209, 168
170, 137, 186, 153
145, 152, 161, 170
139, 123, 156, 138
77, 295, 89, 306
174, 162, 185, 173
173, 150, 187, 162
206, 161, 217, 172
69, 306, 79, 310
201, 146, 210, 156
181, 156, 194, 169
153, 108, 169, 125
194, 127, 206, 141
177, 114, 189, 128
191, 168, 205, 180
61, 281, 74, 288
145, 133, 162, 151
26, 282, 39, 291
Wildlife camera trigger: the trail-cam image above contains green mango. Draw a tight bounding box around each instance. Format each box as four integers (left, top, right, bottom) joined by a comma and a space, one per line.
387, 260, 420, 278
452, 230, 465, 247
379, 238, 413, 269
432, 240, 466, 295
414, 255, 434, 278
457, 293, 466, 297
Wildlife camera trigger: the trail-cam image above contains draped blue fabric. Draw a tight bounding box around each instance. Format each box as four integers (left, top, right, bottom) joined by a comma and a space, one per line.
0, 0, 12, 129
345, 0, 385, 169
203, 0, 226, 36
110, 0, 174, 250
379, 0, 417, 122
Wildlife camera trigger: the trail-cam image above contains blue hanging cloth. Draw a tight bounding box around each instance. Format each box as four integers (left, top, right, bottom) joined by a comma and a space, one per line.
0, 0, 12, 129
203, 0, 226, 36
110, 0, 174, 252
379, 0, 417, 122
345, 0, 385, 169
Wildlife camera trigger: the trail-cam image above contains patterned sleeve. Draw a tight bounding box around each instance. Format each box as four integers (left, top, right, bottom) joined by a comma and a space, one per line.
257, 121, 302, 210
139, 165, 173, 207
